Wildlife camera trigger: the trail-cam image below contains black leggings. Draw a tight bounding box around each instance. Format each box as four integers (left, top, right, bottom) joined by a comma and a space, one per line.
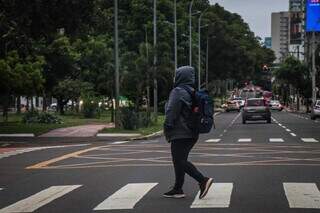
171, 138, 205, 190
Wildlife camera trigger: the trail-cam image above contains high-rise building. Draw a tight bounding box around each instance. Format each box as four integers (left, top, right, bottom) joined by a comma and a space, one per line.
289, 0, 304, 61
271, 12, 290, 63
264, 37, 272, 49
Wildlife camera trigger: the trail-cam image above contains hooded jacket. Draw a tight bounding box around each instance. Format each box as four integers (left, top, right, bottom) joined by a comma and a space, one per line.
164, 66, 198, 142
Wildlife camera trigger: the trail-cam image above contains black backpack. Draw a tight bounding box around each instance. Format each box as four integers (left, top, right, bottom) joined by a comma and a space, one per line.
180, 86, 214, 135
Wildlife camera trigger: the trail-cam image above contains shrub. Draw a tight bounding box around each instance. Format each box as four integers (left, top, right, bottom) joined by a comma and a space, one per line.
82, 96, 100, 118
22, 111, 62, 124
120, 108, 152, 130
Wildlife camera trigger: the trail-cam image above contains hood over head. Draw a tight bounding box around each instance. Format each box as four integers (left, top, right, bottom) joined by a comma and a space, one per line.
174, 66, 195, 88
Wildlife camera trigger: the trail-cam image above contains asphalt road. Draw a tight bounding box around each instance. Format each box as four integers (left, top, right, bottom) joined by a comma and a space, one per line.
1, 110, 320, 213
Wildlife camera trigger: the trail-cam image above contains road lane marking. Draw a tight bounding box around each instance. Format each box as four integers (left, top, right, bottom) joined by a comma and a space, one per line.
269, 138, 284, 143
94, 183, 157, 210
284, 183, 320, 209
26, 146, 101, 169
191, 183, 233, 208
301, 138, 319, 143
112, 141, 130, 145
0, 188, 3, 191
286, 129, 291, 132
205, 139, 221, 143
238, 138, 252, 142
290, 133, 297, 137
0, 185, 81, 213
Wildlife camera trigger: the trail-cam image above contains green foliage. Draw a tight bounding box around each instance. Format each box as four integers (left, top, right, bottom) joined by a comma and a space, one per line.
22, 111, 62, 124
82, 96, 101, 118
120, 108, 152, 130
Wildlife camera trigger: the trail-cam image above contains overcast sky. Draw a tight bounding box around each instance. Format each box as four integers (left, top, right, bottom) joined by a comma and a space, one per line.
209, 0, 289, 39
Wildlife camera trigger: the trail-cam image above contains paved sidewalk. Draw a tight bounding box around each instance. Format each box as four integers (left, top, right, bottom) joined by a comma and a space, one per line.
40, 123, 114, 137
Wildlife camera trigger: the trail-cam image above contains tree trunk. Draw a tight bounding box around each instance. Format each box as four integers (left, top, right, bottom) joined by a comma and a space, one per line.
42, 91, 47, 112
31, 97, 34, 111
2, 93, 9, 122
58, 98, 65, 115
16, 96, 21, 114
26, 97, 29, 111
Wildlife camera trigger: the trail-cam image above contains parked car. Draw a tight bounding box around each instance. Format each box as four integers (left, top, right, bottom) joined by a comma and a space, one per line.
224, 100, 240, 112
311, 100, 320, 120
270, 100, 283, 111
242, 98, 271, 124
233, 97, 245, 108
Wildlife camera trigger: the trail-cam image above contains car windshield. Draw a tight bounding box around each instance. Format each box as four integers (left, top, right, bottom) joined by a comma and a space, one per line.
247, 99, 265, 107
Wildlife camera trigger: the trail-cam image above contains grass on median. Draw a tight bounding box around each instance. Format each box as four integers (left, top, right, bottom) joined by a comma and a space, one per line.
0, 112, 112, 136
100, 115, 164, 136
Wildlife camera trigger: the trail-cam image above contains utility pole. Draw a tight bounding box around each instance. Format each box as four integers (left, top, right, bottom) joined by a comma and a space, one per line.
114, 0, 120, 128
312, 31, 317, 105
189, 0, 194, 66
174, 0, 177, 77
206, 36, 209, 89
153, 0, 158, 121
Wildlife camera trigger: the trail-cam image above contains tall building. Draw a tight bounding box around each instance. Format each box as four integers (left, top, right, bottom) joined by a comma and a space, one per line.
264, 37, 272, 49
271, 12, 290, 63
289, 0, 304, 61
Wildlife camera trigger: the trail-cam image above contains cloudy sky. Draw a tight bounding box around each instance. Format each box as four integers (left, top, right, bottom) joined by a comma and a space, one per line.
209, 0, 289, 39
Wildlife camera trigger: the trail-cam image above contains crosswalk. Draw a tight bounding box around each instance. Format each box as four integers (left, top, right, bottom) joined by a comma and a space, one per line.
1, 182, 320, 211
204, 138, 319, 143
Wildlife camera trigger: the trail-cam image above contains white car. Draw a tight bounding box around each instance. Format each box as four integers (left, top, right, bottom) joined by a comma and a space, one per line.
270, 100, 283, 111
311, 100, 320, 120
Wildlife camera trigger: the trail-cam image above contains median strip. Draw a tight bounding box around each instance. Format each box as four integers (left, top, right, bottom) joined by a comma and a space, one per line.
26, 146, 101, 169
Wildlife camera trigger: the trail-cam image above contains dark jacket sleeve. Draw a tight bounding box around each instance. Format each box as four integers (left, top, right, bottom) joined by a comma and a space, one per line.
164, 88, 182, 132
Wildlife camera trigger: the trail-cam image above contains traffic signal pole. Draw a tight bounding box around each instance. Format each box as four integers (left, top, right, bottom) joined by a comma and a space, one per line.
312, 31, 317, 105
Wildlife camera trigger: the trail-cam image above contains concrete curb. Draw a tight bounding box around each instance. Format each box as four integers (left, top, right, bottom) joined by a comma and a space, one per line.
0, 134, 35, 137
96, 133, 142, 137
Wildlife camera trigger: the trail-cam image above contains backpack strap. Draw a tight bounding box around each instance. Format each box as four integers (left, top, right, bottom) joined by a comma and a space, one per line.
178, 86, 198, 113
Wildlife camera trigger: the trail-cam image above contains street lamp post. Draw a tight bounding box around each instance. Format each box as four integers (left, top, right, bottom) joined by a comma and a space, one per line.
153, 0, 158, 121
114, 0, 120, 128
174, 0, 177, 74
312, 31, 317, 105
189, 0, 194, 66
198, 9, 208, 90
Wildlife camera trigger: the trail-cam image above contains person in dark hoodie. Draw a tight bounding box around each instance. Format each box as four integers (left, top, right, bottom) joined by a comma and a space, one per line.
163, 66, 213, 199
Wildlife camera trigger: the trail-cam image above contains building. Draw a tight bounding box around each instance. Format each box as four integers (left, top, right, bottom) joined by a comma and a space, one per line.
289, 0, 304, 61
264, 37, 272, 49
271, 12, 290, 63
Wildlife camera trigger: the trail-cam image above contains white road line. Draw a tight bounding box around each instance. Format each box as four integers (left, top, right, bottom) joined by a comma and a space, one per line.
286, 129, 291, 132
191, 183, 233, 208
282, 126, 287, 128
0, 134, 35, 137
291, 133, 297, 137
238, 138, 252, 143
0, 185, 81, 213
278, 124, 283, 127
0, 188, 3, 191
301, 138, 319, 143
205, 139, 221, 143
111, 141, 130, 145
269, 138, 284, 143
94, 183, 157, 210
284, 183, 320, 209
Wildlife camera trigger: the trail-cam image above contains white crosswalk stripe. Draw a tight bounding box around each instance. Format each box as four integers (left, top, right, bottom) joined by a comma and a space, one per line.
94, 183, 157, 210
284, 183, 320, 209
301, 138, 319, 143
191, 183, 233, 208
269, 138, 284, 143
238, 138, 252, 142
0, 188, 3, 191
205, 139, 221, 143
0, 185, 81, 213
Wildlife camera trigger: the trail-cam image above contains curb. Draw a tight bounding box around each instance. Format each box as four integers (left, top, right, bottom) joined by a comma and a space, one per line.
0, 134, 35, 137
130, 130, 164, 141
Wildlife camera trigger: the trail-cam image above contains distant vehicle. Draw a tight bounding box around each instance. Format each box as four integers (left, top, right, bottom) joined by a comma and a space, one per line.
242, 98, 271, 124
224, 100, 240, 112
269, 100, 283, 111
311, 100, 320, 120
233, 97, 245, 108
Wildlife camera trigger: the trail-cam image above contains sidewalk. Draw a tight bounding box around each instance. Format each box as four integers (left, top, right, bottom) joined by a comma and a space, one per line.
39, 123, 114, 137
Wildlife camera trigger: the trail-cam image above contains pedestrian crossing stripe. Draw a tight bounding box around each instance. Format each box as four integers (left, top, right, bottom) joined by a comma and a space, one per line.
238, 138, 252, 142
205, 139, 221, 143
284, 183, 320, 209
269, 138, 284, 143
0, 185, 81, 213
0, 188, 2, 191
1, 183, 320, 210
94, 183, 157, 210
191, 183, 233, 208
301, 138, 319, 143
